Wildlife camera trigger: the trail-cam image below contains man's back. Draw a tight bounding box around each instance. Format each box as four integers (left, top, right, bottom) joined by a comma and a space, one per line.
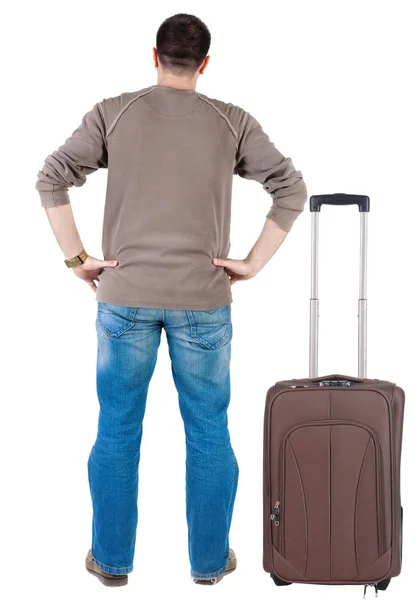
36, 84, 307, 309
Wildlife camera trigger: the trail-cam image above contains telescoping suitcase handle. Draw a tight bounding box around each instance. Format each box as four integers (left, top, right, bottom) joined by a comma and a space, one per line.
309, 193, 370, 379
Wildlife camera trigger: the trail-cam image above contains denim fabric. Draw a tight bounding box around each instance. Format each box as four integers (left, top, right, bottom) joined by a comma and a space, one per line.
87, 302, 239, 578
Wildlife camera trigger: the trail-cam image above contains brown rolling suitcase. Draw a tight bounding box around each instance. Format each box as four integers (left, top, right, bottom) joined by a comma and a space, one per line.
263, 194, 405, 596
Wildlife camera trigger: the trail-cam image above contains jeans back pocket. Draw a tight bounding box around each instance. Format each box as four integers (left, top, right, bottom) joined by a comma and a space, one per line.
96, 302, 138, 338
186, 305, 232, 350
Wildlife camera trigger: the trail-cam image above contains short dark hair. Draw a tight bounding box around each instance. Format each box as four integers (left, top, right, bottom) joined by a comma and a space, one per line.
156, 13, 211, 76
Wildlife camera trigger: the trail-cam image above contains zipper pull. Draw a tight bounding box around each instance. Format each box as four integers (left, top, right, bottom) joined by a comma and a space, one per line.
270, 501, 280, 526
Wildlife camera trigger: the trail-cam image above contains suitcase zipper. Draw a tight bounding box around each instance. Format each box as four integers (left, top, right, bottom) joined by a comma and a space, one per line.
277, 419, 386, 558
270, 501, 281, 527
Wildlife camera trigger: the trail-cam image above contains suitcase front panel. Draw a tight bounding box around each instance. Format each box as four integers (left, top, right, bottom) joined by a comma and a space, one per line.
274, 421, 385, 581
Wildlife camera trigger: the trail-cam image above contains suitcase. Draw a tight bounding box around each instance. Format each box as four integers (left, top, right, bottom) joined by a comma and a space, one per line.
263, 194, 405, 595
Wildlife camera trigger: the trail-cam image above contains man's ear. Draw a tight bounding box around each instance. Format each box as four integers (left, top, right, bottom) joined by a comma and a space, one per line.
152, 47, 159, 68
199, 55, 210, 75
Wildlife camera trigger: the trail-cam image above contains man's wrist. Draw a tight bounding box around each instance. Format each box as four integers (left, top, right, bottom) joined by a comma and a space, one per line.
64, 247, 88, 268
244, 255, 264, 277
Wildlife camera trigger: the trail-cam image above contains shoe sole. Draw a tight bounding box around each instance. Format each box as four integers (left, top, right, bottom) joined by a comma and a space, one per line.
86, 563, 128, 587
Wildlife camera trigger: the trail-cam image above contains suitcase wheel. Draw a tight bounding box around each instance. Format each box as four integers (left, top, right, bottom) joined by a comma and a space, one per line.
377, 578, 391, 592
270, 574, 293, 586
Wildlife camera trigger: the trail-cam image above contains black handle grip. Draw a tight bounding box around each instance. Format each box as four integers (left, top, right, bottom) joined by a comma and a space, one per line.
310, 193, 370, 213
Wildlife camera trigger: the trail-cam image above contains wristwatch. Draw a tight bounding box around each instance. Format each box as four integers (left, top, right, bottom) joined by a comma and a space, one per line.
64, 248, 88, 268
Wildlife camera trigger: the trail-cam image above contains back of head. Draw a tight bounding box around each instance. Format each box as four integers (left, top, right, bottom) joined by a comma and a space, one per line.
156, 13, 211, 76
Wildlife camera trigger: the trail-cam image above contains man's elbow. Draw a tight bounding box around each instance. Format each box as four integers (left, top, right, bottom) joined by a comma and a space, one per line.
36, 173, 70, 208
268, 178, 308, 232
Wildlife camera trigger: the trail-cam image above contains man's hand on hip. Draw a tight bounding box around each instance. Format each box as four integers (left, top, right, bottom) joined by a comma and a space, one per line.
73, 256, 119, 292
212, 257, 256, 285
43, 204, 119, 292
213, 218, 288, 285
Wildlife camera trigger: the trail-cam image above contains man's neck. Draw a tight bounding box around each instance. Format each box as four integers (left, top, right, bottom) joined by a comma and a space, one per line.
156, 75, 197, 91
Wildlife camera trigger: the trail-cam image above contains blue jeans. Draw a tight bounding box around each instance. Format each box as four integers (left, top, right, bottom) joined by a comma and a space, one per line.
87, 302, 239, 579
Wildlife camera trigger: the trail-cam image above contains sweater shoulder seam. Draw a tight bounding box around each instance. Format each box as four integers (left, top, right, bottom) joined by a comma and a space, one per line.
105, 88, 154, 138
194, 92, 239, 149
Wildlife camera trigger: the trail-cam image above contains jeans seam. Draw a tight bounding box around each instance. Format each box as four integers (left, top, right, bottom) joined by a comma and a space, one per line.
227, 450, 237, 537
87, 453, 97, 553
185, 310, 194, 329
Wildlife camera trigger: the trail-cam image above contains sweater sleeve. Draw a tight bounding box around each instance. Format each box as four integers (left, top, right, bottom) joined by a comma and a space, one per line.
35, 103, 108, 208
234, 112, 308, 232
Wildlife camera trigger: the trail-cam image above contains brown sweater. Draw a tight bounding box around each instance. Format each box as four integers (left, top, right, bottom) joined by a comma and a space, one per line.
36, 84, 308, 310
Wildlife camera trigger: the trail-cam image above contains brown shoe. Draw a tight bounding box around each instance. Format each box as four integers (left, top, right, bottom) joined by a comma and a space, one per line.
193, 549, 237, 585
85, 549, 129, 587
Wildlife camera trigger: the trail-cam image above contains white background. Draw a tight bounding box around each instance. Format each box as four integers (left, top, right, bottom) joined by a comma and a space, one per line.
1, 0, 419, 598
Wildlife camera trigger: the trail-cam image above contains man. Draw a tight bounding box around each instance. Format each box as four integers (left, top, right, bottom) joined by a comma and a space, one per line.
36, 13, 307, 587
